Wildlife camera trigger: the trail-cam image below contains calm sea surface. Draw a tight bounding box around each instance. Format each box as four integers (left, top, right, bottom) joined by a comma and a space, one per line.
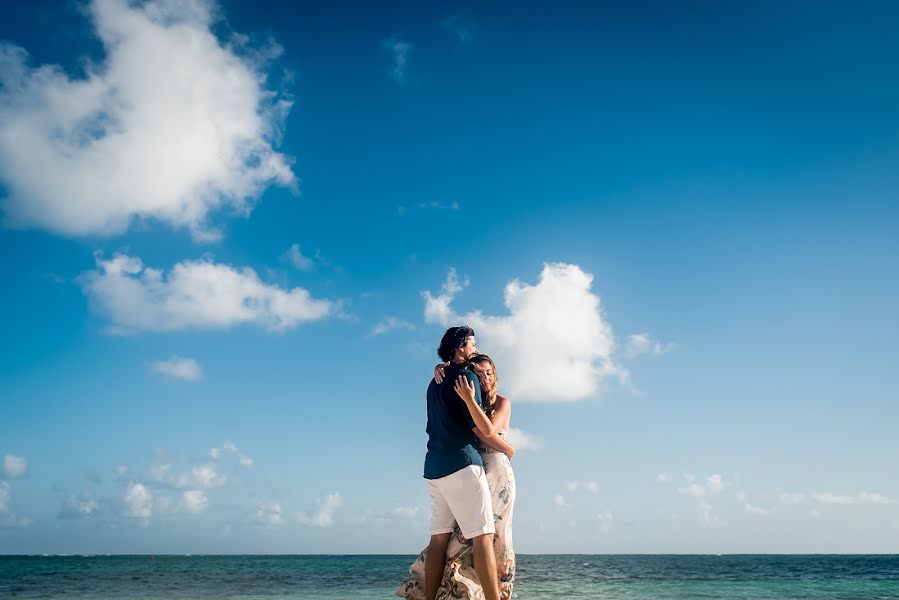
1, 554, 897, 599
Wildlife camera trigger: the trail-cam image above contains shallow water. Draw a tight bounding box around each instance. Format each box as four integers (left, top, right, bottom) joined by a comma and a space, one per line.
2, 554, 898, 599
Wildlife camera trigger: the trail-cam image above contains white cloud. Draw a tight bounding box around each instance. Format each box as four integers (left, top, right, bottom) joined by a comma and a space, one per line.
423, 264, 621, 402
597, 510, 614, 532
566, 480, 599, 494
706, 474, 724, 494
698, 499, 724, 527
181, 490, 208, 514
745, 503, 774, 516
297, 492, 340, 527
812, 493, 856, 505
858, 491, 897, 505
678, 483, 706, 498
282, 244, 314, 271
255, 502, 284, 526
676, 474, 726, 527
59, 493, 100, 519
149, 356, 203, 382
115, 465, 129, 478
0, 0, 294, 242
124, 482, 152, 522
384, 36, 412, 83
79, 253, 333, 333
780, 491, 894, 506
0, 482, 31, 528
209, 448, 220, 460
218, 441, 253, 467
623, 333, 674, 358
173, 465, 227, 490
504, 427, 544, 452
150, 463, 172, 482
735, 490, 747, 502
553, 494, 567, 508
2, 454, 28, 479
392, 506, 420, 520
442, 16, 473, 45
371, 316, 415, 336
656, 473, 672, 483
779, 492, 806, 504
358, 505, 423, 525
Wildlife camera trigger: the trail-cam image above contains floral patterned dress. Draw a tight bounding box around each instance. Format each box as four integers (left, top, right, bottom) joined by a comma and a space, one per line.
397, 431, 516, 600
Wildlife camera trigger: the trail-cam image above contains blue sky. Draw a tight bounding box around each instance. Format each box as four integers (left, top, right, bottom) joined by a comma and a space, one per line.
0, 0, 897, 554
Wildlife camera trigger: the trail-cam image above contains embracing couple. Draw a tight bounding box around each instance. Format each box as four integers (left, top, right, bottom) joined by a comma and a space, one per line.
398, 326, 517, 600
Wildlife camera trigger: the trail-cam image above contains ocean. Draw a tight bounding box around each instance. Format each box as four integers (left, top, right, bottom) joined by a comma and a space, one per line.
1, 554, 898, 599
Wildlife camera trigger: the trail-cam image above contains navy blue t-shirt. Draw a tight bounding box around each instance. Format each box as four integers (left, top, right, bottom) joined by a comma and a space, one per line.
423, 363, 484, 480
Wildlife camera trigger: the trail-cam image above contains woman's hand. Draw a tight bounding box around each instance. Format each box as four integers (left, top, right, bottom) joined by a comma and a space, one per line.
434, 361, 450, 384
454, 375, 476, 403
504, 446, 516, 460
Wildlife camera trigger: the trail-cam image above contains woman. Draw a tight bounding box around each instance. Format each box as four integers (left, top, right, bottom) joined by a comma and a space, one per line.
398, 354, 517, 600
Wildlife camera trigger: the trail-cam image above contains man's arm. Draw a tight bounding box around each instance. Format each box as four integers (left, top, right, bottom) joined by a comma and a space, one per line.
454, 374, 497, 437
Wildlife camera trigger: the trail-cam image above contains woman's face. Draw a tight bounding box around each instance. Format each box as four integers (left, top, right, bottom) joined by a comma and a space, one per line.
472, 362, 495, 391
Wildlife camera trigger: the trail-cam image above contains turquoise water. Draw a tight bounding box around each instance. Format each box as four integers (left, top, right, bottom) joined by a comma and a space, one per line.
1, 554, 898, 599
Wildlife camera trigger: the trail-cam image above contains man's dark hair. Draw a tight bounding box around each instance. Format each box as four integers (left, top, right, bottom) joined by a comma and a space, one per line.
437, 326, 475, 362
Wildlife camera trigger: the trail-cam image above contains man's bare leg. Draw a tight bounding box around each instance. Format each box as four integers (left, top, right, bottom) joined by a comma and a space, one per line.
471, 533, 501, 600
425, 532, 451, 600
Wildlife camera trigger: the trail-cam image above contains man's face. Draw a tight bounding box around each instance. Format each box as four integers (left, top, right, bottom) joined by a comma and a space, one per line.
458, 336, 478, 361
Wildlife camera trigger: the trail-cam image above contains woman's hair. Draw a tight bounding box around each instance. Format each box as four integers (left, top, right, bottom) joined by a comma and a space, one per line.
437, 326, 475, 362
469, 353, 499, 419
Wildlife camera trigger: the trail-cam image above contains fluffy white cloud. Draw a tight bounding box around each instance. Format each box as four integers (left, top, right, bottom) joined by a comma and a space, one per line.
370, 316, 415, 336
0, 0, 294, 241
59, 493, 100, 519
2, 454, 28, 479
392, 506, 420, 520
218, 441, 254, 468
0, 482, 9, 513
858, 491, 897, 505
423, 263, 621, 402
779, 492, 806, 504
209, 448, 220, 460
124, 482, 152, 522
706, 474, 724, 494
597, 510, 614, 532
297, 492, 340, 527
623, 333, 674, 358
79, 253, 333, 333
812, 493, 856, 505
173, 465, 227, 490
0, 482, 31, 527
745, 503, 774, 516
282, 244, 314, 271
566, 480, 600, 494
656, 473, 672, 483
504, 427, 544, 452
678, 483, 706, 498
676, 474, 726, 527
181, 490, 209, 514
255, 502, 284, 526
149, 356, 203, 382
698, 499, 725, 527
553, 494, 567, 508
383, 36, 412, 83
780, 491, 895, 506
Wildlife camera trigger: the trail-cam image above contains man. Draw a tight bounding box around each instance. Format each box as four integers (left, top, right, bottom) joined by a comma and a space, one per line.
423, 326, 501, 600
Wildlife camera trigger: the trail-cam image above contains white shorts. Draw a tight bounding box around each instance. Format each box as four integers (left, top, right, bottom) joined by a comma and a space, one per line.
427, 465, 495, 539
